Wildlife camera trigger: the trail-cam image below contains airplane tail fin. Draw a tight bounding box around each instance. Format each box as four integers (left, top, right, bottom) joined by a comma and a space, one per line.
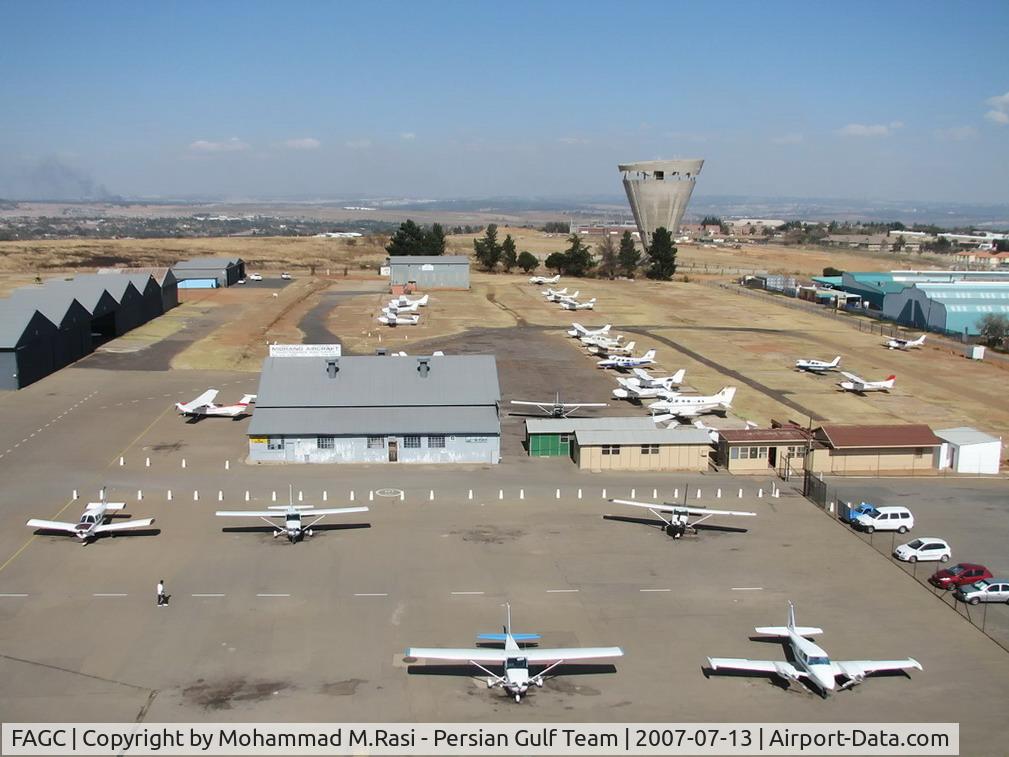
754, 602, 824, 637
600, 324, 610, 333
885, 375, 896, 382
624, 341, 635, 352
642, 349, 656, 360
671, 368, 686, 384
478, 633, 541, 642
831, 356, 841, 366
238, 394, 256, 406
719, 387, 737, 406
417, 294, 429, 306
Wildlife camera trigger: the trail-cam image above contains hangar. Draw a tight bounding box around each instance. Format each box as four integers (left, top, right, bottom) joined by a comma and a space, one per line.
0, 303, 58, 390
934, 427, 1002, 475
386, 255, 470, 289
525, 417, 656, 457
248, 354, 500, 464
173, 257, 245, 287
98, 267, 179, 312
8, 289, 92, 371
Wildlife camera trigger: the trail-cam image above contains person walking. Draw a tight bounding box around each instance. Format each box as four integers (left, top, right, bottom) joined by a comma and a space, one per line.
156, 579, 166, 607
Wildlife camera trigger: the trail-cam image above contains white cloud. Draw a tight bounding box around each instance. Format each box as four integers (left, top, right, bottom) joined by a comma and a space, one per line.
400, 132, 416, 141
771, 132, 804, 145
283, 137, 321, 150
983, 91, 1009, 125
557, 136, 590, 145
985, 109, 1009, 125
837, 121, 903, 137
345, 138, 372, 149
188, 137, 250, 153
986, 91, 1009, 110
935, 125, 978, 141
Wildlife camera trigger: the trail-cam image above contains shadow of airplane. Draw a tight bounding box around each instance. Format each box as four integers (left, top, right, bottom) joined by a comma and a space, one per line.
602, 514, 750, 535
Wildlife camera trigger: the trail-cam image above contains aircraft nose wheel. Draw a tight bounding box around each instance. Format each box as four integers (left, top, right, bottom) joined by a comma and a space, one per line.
665, 523, 686, 538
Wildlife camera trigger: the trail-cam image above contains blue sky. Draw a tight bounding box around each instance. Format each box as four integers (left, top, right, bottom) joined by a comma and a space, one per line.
1, 1, 1007, 202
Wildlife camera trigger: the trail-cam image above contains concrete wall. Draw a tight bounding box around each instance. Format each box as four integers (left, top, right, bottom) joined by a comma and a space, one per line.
249, 434, 500, 464
943, 441, 1001, 475
389, 262, 470, 289
575, 442, 709, 472
808, 447, 936, 475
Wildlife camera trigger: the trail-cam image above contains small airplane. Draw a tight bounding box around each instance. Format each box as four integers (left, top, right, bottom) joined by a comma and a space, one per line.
529, 274, 559, 285
795, 356, 841, 373
612, 368, 685, 400
215, 489, 369, 544
837, 372, 895, 393
405, 603, 623, 703
376, 313, 420, 326
384, 300, 422, 314
26, 488, 155, 544
581, 333, 625, 351
546, 289, 579, 303
560, 298, 596, 311
510, 392, 608, 418
597, 348, 656, 370
609, 498, 755, 539
567, 323, 610, 338
885, 334, 925, 350
541, 286, 568, 299
176, 389, 256, 419
706, 601, 922, 697
390, 293, 429, 308
587, 339, 634, 356
648, 387, 736, 418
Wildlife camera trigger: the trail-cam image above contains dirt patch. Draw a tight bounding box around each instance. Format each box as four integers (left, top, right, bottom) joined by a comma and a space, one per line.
182, 678, 291, 710
320, 679, 366, 696
544, 678, 601, 696
453, 525, 526, 544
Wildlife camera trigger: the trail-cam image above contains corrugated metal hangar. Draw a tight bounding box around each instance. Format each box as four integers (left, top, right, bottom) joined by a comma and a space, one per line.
387, 256, 470, 289
0, 271, 177, 390
172, 257, 245, 287
248, 354, 500, 464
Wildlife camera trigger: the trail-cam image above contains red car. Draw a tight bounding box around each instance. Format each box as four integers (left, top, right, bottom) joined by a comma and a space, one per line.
930, 563, 992, 590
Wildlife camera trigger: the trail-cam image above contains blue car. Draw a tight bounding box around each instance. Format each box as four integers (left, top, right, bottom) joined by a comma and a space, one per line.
842, 502, 878, 524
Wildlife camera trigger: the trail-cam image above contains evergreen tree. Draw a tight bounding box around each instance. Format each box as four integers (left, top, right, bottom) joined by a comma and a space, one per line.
517, 251, 538, 273
473, 224, 502, 271
501, 234, 518, 272
544, 251, 566, 274
385, 219, 428, 256
617, 230, 641, 277
596, 234, 618, 278
561, 233, 595, 277
427, 223, 446, 255
645, 227, 677, 280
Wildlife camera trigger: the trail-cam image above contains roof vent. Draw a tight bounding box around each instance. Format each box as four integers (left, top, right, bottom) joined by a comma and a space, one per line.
326, 358, 339, 378
417, 357, 430, 378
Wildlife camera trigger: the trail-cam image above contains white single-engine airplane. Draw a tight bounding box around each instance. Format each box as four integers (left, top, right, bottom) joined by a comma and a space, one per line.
648, 387, 736, 419
837, 372, 895, 393
26, 489, 155, 544
390, 293, 429, 308
612, 368, 686, 400
885, 334, 925, 350
176, 390, 256, 419
581, 334, 626, 352
597, 348, 656, 370
510, 392, 608, 418
546, 289, 579, 303
541, 286, 568, 299
707, 602, 922, 697
376, 313, 420, 326
215, 492, 369, 544
610, 498, 755, 539
529, 274, 560, 285
560, 298, 596, 311
567, 323, 610, 338
405, 604, 623, 702
795, 356, 841, 373
384, 300, 421, 314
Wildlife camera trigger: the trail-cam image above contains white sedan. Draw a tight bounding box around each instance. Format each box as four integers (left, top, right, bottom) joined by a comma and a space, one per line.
249, 273, 263, 281
894, 537, 951, 563
280, 272, 292, 280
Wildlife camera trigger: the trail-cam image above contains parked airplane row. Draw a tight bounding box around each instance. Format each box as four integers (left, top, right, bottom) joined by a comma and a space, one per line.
377, 292, 429, 326
542, 286, 595, 311
793, 355, 898, 394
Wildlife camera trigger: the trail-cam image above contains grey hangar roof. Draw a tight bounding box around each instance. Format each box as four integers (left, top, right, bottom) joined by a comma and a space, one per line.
525, 417, 656, 435
387, 256, 469, 265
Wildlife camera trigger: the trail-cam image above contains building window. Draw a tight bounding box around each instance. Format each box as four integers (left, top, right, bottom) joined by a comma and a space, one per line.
428, 435, 446, 448
730, 447, 739, 459
404, 436, 421, 448
367, 436, 384, 449
317, 436, 335, 449
267, 437, 283, 450
601, 444, 621, 455
758, 447, 768, 457
559, 434, 570, 443
640, 444, 660, 454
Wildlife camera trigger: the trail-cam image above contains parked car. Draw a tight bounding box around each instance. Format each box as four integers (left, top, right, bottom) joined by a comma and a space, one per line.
842, 501, 877, 524
930, 563, 992, 590
237, 278, 246, 284
854, 505, 914, 534
955, 578, 1009, 605
281, 272, 292, 280
894, 537, 951, 563
249, 273, 263, 281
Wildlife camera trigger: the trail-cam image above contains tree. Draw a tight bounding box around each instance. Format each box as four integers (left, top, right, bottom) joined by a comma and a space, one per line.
978, 313, 1009, 348
700, 215, 723, 227
473, 224, 502, 271
517, 251, 538, 273
544, 252, 566, 274
617, 230, 641, 277
541, 221, 568, 233
822, 266, 843, 277
891, 235, 906, 253
561, 234, 595, 277
428, 223, 446, 255
596, 235, 618, 279
385, 219, 445, 256
645, 227, 677, 280
500, 234, 518, 272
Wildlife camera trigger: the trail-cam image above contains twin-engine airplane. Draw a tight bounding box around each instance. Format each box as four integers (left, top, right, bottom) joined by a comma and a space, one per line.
837, 372, 895, 393
795, 356, 841, 373
560, 297, 596, 311
885, 334, 925, 350
707, 602, 922, 697
405, 604, 623, 702
529, 274, 560, 285
596, 348, 655, 370
612, 368, 686, 400
609, 498, 755, 539
510, 392, 607, 418
215, 489, 369, 543
26, 489, 155, 544
376, 313, 420, 326
176, 390, 256, 419
648, 387, 736, 419
567, 323, 610, 338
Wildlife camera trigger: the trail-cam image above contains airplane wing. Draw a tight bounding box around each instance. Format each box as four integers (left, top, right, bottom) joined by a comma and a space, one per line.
178, 389, 219, 413
406, 647, 509, 663
300, 507, 370, 516
611, 499, 756, 518
522, 647, 623, 662
707, 658, 805, 678
835, 659, 921, 679
26, 518, 78, 533
94, 518, 155, 533
557, 402, 607, 409
215, 510, 287, 518
631, 368, 651, 381
673, 406, 702, 417
839, 371, 865, 383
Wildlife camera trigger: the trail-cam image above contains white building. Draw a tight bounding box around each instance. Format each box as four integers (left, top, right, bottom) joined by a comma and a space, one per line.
934, 427, 1002, 475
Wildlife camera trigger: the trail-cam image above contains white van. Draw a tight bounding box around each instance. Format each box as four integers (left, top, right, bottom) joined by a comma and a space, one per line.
855, 505, 914, 534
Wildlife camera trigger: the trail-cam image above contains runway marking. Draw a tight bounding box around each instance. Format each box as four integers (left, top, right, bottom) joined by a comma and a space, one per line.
0, 593, 29, 597
546, 589, 579, 593
639, 588, 671, 592
256, 593, 290, 597
731, 587, 763, 591
354, 593, 388, 597
93, 593, 128, 597
450, 591, 485, 595
192, 593, 225, 597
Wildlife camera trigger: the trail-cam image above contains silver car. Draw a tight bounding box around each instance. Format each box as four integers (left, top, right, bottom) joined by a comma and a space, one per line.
955, 578, 1009, 605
